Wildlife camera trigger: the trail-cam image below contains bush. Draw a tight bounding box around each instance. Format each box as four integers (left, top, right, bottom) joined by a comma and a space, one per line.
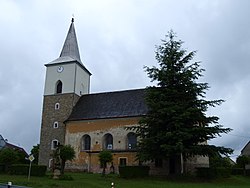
196, 167, 231, 179
0, 164, 5, 173
231, 168, 244, 175
119, 166, 149, 178
10, 164, 47, 176
196, 167, 215, 179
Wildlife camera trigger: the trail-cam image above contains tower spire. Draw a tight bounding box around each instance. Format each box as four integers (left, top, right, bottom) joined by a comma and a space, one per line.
59, 18, 81, 62
47, 18, 91, 75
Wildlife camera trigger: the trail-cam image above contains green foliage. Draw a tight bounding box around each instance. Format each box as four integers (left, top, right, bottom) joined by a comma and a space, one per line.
135, 30, 233, 167
0, 148, 18, 165
236, 155, 250, 169
98, 150, 113, 167
210, 155, 233, 169
58, 174, 74, 180
2, 172, 250, 188
60, 145, 75, 162
119, 166, 149, 178
0, 148, 20, 172
16, 150, 29, 164
231, 168, 244, 175
59, 145, 75, 174
98, 150, 113, 176
9, 164, 47, 176
0, 147, 28, 167
0, 164, 5, 173
31, 144, 39, 165
196, 167, 231, 179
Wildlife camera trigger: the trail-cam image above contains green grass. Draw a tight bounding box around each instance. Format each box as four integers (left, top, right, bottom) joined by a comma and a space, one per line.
1, 173, 250, 188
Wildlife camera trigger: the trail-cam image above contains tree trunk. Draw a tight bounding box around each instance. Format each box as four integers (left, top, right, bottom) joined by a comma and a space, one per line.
61, 159, 66, 175
102, 162, 106, 176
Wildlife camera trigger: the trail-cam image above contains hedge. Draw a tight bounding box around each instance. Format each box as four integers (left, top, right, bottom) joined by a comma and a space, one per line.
0, 164, 5, 173
196, 167, 231, 179
10, 164, 47, 176
119, 166, 149, 178
231, 168, 244, 175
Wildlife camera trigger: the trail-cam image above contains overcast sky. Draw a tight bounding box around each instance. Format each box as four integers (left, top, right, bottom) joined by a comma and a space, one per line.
0, 0, 250, 160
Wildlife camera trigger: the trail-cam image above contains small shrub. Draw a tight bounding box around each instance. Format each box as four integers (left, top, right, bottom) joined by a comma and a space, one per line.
119, 166, 149, 178
0, 164, 5, 173
196, 167, 215, 179
196, 167, 231, 179
231, 168, 244, 175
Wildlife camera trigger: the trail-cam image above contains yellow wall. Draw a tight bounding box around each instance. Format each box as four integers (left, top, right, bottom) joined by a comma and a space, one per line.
65, 117, 140, 172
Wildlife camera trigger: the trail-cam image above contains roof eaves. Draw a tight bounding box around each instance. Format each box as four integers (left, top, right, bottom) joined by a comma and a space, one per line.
65, 114, 146, 123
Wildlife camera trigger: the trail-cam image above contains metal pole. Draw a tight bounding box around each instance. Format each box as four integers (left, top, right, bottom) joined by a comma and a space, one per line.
28, 161, 32, 181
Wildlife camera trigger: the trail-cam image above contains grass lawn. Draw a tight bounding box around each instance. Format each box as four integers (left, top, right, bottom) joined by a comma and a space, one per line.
1, 173, 250, 188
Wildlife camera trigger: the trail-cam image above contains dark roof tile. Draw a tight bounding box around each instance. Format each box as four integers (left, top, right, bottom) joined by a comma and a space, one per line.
67, 89, 148, 121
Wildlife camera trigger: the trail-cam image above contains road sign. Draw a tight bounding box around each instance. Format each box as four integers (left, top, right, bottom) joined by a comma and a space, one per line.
28, 155, 35, 162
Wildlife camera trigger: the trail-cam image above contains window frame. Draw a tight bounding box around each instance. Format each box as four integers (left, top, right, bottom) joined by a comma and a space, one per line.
81, 134, 91, 151
119, 157, 127, 167
103, 133, 113, 150
127, 132, 137, 150
51, 139, 59, 150
56, 80, 63, 94
53, 121, 59, 128
55, 103, 60, 110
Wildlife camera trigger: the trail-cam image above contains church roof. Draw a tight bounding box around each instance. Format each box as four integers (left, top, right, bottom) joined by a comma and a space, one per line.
46, 18, 91, 75
67, 89, 148, 121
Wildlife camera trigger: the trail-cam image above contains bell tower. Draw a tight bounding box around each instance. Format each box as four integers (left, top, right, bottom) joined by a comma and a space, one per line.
39, 18, 91, 166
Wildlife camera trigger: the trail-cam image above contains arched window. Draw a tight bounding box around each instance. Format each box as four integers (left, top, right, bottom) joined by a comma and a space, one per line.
53, 121, 59, 128
103, 133, 113, 150
56, 80, 62, 94
51, 139, 59, 150
81, 134, 91, 151
127, 132, 137, 149
55, 103, 60, 110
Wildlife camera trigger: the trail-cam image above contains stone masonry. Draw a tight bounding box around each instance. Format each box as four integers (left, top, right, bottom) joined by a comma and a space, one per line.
39, 93, 80, 167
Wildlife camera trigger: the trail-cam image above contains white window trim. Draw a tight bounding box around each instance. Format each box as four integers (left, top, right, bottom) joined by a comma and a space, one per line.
48, 158, 53, 168
51, 139, 59, 150
53, 121, 59, 128
55, 103, 60, 110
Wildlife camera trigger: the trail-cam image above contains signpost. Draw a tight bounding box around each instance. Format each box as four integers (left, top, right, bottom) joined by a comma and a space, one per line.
28, 154, 34, 181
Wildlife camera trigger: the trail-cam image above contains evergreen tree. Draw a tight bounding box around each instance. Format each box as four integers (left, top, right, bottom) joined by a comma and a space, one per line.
136, 30, 233, 173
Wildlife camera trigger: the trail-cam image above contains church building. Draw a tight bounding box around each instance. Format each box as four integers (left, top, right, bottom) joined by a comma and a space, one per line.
39, 19, 209, 175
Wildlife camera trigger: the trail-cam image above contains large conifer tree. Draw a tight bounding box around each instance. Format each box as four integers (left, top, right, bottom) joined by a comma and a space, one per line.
136, 31, 233, 172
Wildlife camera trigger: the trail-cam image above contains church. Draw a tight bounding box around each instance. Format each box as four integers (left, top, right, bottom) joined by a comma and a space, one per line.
38, 19, 209, 175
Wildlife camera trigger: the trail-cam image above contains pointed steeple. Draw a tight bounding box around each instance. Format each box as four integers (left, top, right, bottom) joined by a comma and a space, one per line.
59, 18, 81, 62
48, 18, 88, 69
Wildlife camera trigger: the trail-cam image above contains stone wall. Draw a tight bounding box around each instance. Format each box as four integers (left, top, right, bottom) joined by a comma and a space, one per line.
39, 93, 80, 167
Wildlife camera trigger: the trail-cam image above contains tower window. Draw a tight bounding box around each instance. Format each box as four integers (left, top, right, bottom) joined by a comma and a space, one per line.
53, 122, 59, 128
51, 139, 59, 150
56, 80, 63, 94
55, 103, 60, 110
